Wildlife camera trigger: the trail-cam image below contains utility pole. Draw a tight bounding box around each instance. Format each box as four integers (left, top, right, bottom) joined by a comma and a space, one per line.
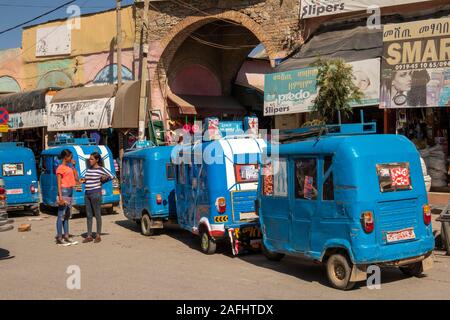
138, 0, 150, 141
116, 0, 122, 87
116, 0, 124, 165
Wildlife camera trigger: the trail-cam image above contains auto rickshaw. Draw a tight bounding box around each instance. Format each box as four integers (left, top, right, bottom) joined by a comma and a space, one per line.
258, 122, 434, 290
0, 142, 39, 215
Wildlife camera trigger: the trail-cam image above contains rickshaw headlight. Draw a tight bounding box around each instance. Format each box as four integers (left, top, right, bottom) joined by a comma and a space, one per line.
216, 197, 226, 214
361, 211, 374, 233
423, 204, 431, 225
156, 194, 162, 205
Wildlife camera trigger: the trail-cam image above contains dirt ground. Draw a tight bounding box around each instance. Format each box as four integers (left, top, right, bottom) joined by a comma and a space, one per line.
0, 208, 449, 300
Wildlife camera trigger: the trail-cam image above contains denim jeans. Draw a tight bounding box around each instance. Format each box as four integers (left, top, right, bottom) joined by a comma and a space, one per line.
56, 187, 73, 238
85, 191, 102, 237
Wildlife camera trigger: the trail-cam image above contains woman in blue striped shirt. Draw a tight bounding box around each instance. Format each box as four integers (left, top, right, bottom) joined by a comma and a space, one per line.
80, 152, 113, 243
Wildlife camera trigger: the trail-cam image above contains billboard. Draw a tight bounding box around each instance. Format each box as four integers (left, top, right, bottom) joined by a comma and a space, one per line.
48, 97, 115, 132
264, 58, 380, 116
301, 0, 432, 19
36, 25, 71, 57
380, 17, 450, 108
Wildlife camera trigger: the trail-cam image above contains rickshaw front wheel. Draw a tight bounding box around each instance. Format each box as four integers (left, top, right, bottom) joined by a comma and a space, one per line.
141, 214, 155, 236
200, 230, 216, 255
326, 253, 356, 290
399, 262, 423, 277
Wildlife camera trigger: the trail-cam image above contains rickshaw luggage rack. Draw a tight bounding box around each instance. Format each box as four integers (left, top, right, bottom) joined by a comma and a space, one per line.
48, 137, 97, 146
278, 121, 377, 144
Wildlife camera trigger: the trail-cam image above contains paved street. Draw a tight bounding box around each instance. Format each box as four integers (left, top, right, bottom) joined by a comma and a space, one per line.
0, 208, 449, 300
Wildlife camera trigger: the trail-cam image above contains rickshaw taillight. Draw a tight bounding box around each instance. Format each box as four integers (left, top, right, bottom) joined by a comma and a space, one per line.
156, 194, 162, 205
423, 204, 431, 225
30, 185, 37, 194
361, 211, 374, 233
216, 197, 226, 214
0, 187, 5, 195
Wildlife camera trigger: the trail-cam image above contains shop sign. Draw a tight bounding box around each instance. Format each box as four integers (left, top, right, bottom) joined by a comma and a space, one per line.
48, 97, 115, 132
264, 58, 380, 116
8, 109, 47, 130
380, 17, 450, 108
300, 0, 431, 19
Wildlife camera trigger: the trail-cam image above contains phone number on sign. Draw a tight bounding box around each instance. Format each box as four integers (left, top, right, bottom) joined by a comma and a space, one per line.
394, 61, 450, 70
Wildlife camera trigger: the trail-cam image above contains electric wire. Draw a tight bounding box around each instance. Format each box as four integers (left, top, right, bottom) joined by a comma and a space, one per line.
0, 0, 77, 36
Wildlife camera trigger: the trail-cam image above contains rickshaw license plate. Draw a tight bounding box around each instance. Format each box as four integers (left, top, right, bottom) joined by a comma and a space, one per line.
240, 211, 258, 220
7, 189, 23, 195
386, 228, 415, 243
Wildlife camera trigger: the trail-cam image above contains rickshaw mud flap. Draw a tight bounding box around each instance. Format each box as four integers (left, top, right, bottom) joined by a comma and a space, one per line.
350, 265, 368, 282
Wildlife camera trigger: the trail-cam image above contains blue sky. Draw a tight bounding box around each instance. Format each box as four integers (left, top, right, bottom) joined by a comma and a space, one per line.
0, 0, 134, 50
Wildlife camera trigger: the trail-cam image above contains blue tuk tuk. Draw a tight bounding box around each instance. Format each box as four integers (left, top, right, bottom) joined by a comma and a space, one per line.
174, 118, 266, 255
121, 141, 176, 236
0, 142, 39, 215
258, 122, 434, 290
40, 136, 120, 213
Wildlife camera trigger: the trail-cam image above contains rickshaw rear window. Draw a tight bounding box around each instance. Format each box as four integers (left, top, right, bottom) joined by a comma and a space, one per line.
2, 163, 24, 176
376, 162, 412, 193
234, 164, 259, 183
166, 163, 175, 180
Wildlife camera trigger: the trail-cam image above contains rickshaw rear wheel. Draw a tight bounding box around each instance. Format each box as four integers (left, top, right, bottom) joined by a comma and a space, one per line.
200, 230, 216, 255
326, 253, 356, 290
262, 243, 285, 261
399, 262, 423, 277
141, 214, 155, 236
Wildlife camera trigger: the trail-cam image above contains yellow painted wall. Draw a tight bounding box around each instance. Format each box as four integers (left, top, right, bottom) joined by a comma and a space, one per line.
22, 6, 135, 63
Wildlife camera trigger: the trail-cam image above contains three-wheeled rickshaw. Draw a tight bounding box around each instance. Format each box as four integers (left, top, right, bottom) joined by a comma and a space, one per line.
173, 117, 266, 255
0, 142, 39, 215
258, 122, 434, 290
121, 141, 176, 235
39, 135, 120, 213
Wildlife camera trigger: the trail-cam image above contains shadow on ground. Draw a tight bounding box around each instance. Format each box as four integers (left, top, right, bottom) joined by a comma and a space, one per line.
0, 248, 14, 260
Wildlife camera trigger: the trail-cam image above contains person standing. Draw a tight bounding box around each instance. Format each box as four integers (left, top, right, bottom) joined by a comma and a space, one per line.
56, 149, 79, 245
81, 152, 114, 243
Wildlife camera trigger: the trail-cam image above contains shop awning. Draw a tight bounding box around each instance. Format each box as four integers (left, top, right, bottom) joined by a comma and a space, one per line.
235, 60, 272, 92
50, 85, 115, 103
168, 93, 246, 117
0, 88, 56, 113
276, 26, 382, 72
113, 80, 140, 128
48, 85, 117, 132
167, 92, 197, 115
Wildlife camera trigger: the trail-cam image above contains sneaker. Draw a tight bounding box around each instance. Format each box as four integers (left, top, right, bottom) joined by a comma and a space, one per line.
56, 238, 70, 246
64, 237, 78, 245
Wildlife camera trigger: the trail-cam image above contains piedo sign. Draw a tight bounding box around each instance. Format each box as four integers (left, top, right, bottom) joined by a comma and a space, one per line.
263, 67, 318, 116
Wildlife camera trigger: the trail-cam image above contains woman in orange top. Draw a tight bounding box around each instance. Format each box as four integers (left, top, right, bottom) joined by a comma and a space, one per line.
55, 149, 79, 245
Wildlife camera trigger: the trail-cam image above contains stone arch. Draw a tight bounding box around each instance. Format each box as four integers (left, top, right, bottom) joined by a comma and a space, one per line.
150, 10, 277, 116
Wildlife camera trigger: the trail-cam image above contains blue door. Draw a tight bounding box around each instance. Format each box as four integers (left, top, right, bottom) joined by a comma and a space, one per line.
40, 155, 57, 205
291, 157, 318, 252
121, 158, 135, 219
260, 158, 291, 247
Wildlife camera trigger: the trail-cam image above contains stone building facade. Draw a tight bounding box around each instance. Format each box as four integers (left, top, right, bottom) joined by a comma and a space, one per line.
134, 0, 302, 123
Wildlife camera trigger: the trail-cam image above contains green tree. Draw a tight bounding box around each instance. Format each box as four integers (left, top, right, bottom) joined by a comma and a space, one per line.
310, 58, 363, 124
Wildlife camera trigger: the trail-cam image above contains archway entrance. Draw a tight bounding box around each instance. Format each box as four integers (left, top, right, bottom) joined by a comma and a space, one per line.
149, 13, 275, 139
